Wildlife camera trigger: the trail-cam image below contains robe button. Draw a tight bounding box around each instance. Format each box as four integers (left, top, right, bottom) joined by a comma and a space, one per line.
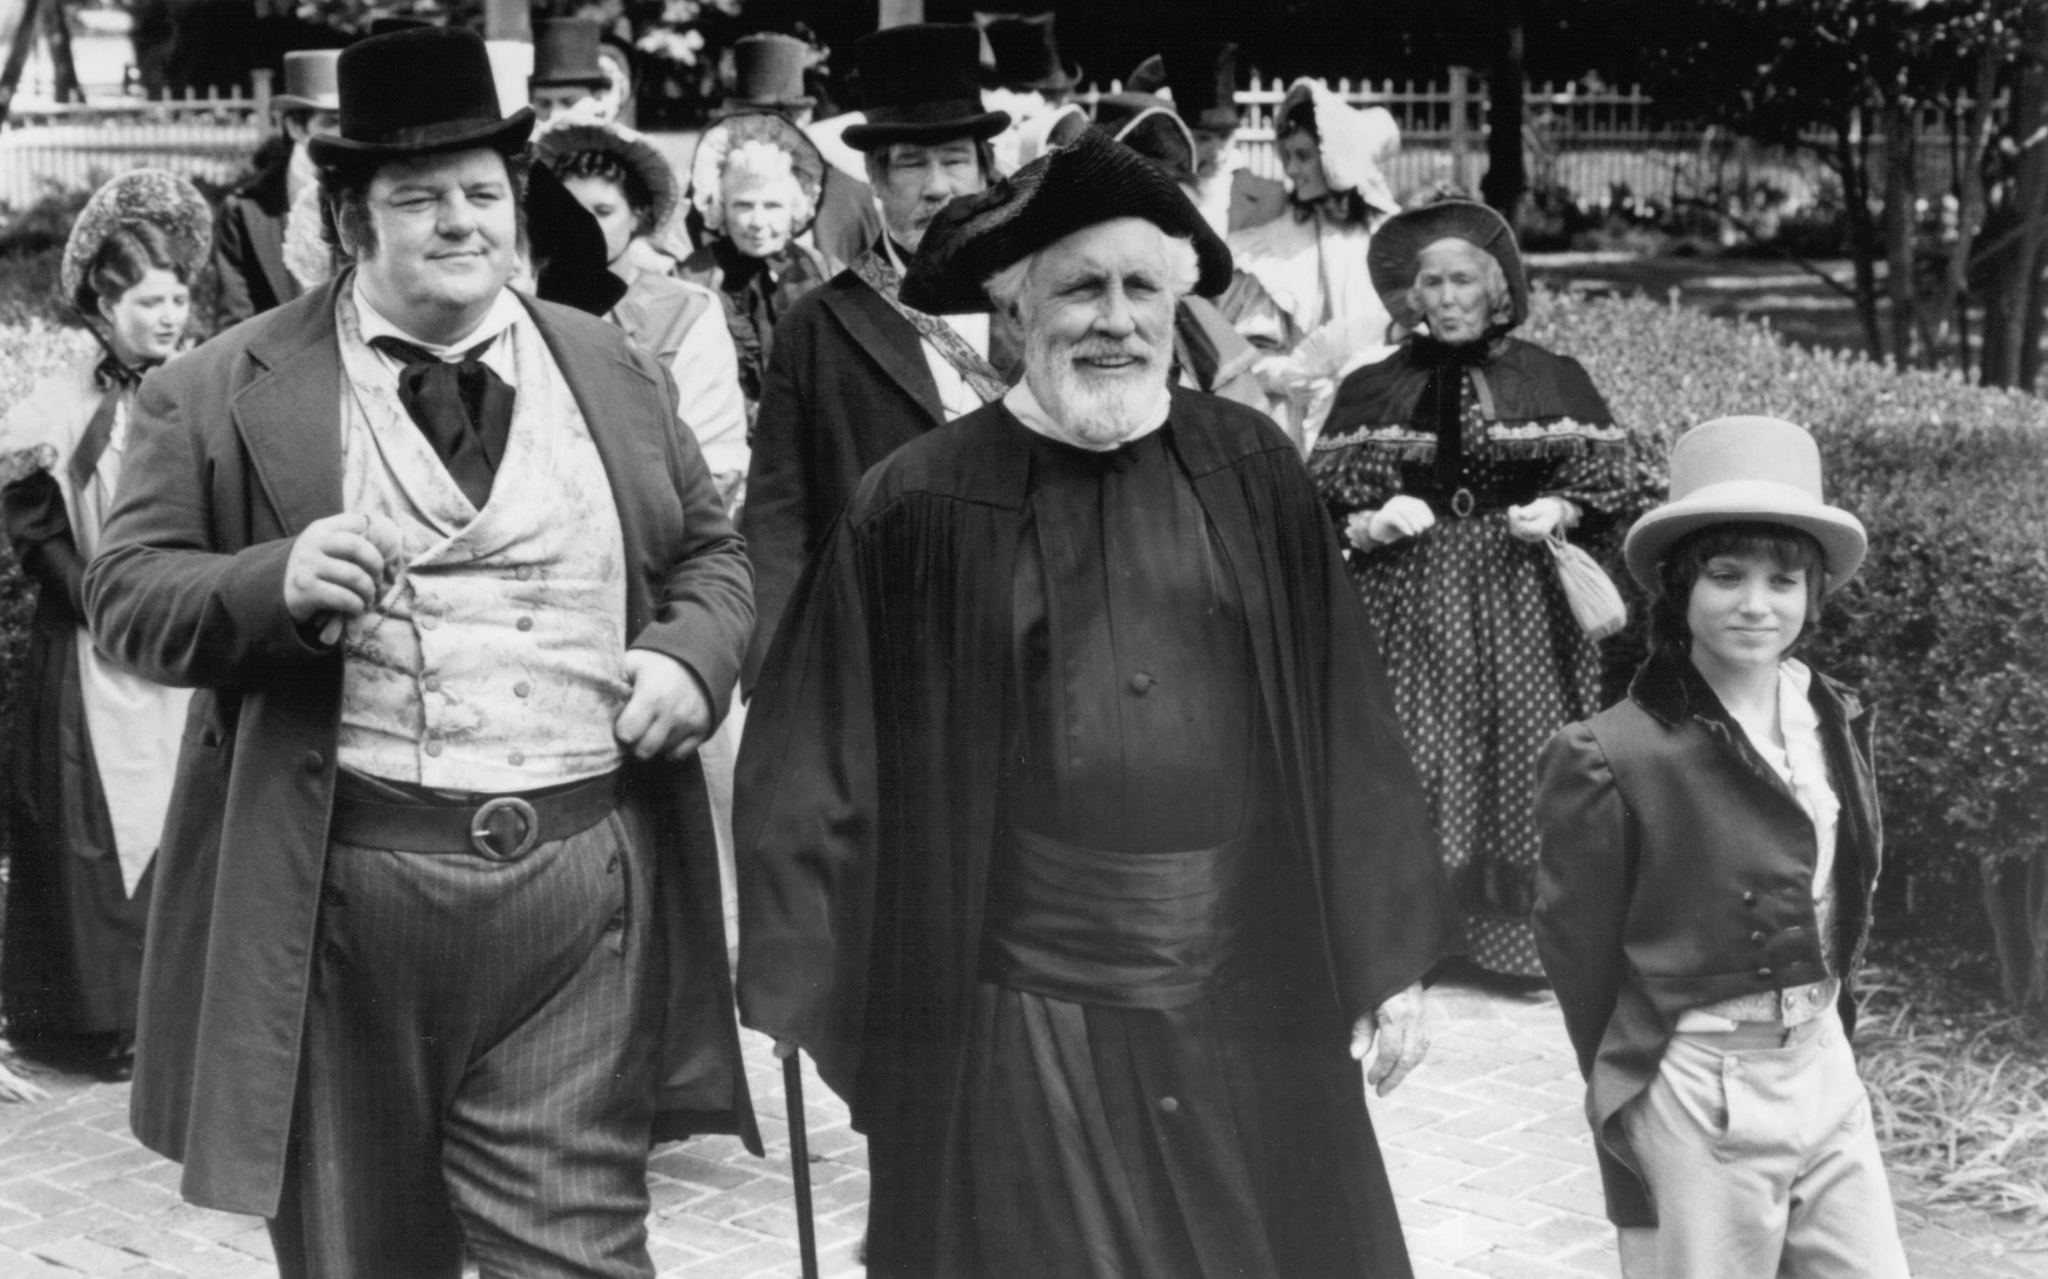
1743, 891, 1758, 905
1757, 967, 1773, 980
302, 750, 324, 774
516, 616, 534, 633
1751, 931, 1767, 945
607, 910, 625, 932
1157, 1096, 1178, 1114
322, 884, 346, 908
514, 681, 532, 698
1129, 672, 1155, 694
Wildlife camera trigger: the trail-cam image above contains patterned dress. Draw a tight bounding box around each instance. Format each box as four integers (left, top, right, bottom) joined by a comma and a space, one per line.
1312, 336, 1630, 977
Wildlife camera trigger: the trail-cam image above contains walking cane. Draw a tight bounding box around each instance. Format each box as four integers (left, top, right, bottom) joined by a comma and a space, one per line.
783, 1051, 821, 1279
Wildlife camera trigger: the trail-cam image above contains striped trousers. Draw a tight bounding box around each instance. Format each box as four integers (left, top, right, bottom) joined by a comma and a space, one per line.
268, 807, 660, 1279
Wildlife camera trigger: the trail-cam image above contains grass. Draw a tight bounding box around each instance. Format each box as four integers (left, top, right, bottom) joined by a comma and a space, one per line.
1857, 950, 2048, 1242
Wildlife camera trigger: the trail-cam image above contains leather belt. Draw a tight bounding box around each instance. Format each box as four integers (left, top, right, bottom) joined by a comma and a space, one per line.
330, 770, 621, 862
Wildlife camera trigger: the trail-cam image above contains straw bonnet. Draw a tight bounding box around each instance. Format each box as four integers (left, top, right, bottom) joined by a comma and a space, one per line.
1624, 416, 1867, 593
902, 127, 1231, 316
1368, 198, 1530, 332
62, 169, 213, 315
689, 111, 827, 238
308, 26, 533, 165
534, 122, 681, 234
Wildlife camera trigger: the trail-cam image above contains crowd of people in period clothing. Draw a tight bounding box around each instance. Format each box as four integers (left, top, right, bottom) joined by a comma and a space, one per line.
0, 14, 1918, 1279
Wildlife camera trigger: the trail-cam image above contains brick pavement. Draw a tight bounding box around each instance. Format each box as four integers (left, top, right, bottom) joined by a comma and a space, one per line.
1, 978, 2040, 1278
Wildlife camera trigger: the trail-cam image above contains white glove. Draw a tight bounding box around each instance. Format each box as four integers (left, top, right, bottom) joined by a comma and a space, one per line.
1506, 496, 1578, 543
1347, 494, 1437, 549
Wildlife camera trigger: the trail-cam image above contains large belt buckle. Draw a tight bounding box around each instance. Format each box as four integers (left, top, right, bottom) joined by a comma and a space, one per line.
1450, 487, 1477, 518
470, 796, 540, 861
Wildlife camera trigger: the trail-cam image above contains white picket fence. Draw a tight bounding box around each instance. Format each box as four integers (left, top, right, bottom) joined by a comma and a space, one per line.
0, 74, 273, 208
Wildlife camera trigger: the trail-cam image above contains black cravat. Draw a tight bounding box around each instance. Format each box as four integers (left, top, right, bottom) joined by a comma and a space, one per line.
369, 334, 516, 509
1410, 335, 1494, 490
69, 355, 154, 492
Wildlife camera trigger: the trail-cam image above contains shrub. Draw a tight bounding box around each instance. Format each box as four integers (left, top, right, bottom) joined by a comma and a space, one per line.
1523, 289, 2048, 1006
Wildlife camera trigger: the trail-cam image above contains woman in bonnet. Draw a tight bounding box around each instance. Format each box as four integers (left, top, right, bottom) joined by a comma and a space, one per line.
681, 110, 837, 412
1312, 199, 1633, 984
0, 170, 208, 1082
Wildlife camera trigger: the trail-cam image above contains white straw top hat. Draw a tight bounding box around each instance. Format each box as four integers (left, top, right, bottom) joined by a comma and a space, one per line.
1624, 416, 1867, 593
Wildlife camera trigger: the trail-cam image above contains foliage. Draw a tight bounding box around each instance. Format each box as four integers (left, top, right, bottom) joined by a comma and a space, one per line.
1640, 0, 2036, 380
1522, 288, 2048, 1006
1857, 955, 2048, 1232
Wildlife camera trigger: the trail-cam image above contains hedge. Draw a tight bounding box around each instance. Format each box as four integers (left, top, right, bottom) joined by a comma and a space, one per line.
0, 283, 2042, 952
1522, 290, 2048, 942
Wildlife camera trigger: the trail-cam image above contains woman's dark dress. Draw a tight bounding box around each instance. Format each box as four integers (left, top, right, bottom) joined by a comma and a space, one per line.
679, 236, 834, 408
1312, 336, 1630, 976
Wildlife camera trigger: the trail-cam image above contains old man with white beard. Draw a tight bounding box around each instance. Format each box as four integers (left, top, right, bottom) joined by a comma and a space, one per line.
736, 130, 1448, 1279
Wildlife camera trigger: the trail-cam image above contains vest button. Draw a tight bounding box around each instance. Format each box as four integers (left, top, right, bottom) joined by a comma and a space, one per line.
322, 884, 346, 908
514, 681, 531, 698
1157, 1096, 1178, 1114
302, 750, 324, 774
516, 616, 534, 632
1129, 672, 1155, 694
418, 614, 439, 631
607, 909, 625, 932
424, 675, 441, 693
424, 739, 443, 758
509, 751, 526, 767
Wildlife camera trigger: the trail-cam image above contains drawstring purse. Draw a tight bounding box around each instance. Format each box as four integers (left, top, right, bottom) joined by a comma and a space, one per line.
1545, 529, 1628, 640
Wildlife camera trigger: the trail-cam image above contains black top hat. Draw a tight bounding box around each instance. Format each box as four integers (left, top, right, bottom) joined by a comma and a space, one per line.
725, 33, 813, 111
981, 14, 1079, 93
532, 18, 611, 89
902, 128, 1231, 315
308, 26, 534, 166
841, 25, 1010, 151
1163, 42, 1242, 132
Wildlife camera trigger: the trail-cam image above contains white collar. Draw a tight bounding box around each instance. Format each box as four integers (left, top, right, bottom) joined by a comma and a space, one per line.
1003, 376, 1171, 453
351, 275, 526, 358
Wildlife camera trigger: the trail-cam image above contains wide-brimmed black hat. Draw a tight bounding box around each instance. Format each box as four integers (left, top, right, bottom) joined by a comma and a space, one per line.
1367, 198, 1530, 331
525, 163, 629, 316
308, 26, 534, 165
902, 128, 1231, 315
980, 13, 1080, 93
532, 18, 611, 89
1091, 93, 1197, 188
842, 24, 1010, 151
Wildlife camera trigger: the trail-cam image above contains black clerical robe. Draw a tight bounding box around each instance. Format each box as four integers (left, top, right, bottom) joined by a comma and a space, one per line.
737, 388, 1447, 1279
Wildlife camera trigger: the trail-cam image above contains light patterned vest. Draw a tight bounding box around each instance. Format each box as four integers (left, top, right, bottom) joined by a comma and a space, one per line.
333, 292, 629, 792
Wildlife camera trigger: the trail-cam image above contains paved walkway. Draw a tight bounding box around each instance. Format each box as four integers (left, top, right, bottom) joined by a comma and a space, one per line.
1, 980, 2040, 1278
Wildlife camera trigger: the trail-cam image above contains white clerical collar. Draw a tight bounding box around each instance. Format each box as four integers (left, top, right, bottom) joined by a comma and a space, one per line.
352, 275, 525, 358
1003, 377, 1172, 453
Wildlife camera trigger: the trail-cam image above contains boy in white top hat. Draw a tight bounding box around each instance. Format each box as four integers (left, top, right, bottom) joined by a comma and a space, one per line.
1534, 416, 1908, 1278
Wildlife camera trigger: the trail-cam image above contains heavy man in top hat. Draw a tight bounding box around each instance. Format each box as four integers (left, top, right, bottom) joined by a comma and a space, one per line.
741, 22, 1015, 680
738, 130, 1446, 1279
83, 26, 757, 1278
213, 49, 343, 326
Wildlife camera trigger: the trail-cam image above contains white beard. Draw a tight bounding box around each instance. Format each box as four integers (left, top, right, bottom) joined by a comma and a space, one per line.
1025, 327, 1172, 449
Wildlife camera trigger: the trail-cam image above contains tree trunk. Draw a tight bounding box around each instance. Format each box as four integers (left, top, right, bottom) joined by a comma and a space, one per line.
1981, 2, 2048, 387
1881, 103, 1915, 366
1981, 851, 2048, 1021
1480, 6, 1526, 223
1837, 119, 1885, 358
1931, 51, 2000, 373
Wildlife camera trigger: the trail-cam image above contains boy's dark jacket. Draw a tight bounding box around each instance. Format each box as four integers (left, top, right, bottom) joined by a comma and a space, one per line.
1533, 647, 1881, 1225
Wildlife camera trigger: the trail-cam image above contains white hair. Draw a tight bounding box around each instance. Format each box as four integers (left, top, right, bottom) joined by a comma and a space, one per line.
983, 229, 1199, 316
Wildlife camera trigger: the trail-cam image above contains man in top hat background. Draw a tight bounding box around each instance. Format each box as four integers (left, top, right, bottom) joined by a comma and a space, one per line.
530, 16, 620, 124
1146, 40, 1288, 234
975, 12, 1079, 174
738, 128, 1444, 1279
83, 24, 756, 1278
212, 48, 343, 327
711, 32, 879, 267
740, 21, 1015, 682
